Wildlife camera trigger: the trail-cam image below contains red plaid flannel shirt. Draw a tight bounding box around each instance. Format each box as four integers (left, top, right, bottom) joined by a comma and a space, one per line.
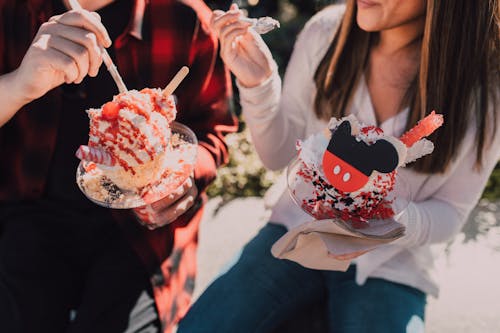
0, 0, 237, 331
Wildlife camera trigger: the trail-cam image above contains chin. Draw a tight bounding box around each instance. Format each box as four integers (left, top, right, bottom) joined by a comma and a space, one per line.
356, 11, 382, 32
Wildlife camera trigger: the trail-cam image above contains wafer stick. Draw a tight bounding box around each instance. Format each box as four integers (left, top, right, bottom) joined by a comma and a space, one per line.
163, 66, 190, 97
400, 111, 444, 147
76, 145, 116, 166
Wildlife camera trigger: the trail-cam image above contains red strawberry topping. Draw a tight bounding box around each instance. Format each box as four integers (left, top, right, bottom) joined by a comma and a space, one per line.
102, 102, 121, 120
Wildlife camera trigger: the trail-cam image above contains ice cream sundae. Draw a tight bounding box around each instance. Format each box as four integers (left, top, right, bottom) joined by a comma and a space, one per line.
289, 112, 443, 224
76, 88, 197, 208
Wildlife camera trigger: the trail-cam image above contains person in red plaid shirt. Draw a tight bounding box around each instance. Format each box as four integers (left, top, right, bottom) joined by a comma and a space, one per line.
0, 0, 237, 332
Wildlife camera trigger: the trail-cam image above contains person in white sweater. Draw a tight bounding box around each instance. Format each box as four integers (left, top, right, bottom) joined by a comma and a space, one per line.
178, 1, 500, 332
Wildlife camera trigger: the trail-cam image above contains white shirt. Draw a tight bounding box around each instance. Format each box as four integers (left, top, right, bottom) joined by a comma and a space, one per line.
237, 5, 500, 297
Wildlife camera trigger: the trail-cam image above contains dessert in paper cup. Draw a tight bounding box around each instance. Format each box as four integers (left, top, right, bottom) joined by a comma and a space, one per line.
76, 88, 197, 209
271, 112, 443, 270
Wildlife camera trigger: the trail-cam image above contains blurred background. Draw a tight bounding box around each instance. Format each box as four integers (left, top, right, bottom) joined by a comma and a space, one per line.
190, 1, 500, 332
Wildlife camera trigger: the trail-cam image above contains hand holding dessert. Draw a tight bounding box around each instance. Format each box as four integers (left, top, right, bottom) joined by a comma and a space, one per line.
76, 77, 199, 228
78, 83, 199, 229
133, 177, 198, 229
211, 4, 275, 88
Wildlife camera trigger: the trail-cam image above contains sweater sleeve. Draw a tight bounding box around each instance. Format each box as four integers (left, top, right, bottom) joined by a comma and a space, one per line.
395, 112, 500, 248
237, 5, 345, 171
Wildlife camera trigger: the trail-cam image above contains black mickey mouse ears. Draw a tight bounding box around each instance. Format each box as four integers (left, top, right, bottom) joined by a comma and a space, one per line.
327, 121, 399, 176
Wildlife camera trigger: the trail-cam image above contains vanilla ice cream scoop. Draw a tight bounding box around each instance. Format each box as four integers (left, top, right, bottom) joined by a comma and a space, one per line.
85, 88, 177, 191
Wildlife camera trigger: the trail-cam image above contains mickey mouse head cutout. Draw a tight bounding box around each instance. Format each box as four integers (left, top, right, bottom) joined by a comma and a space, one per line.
322, 121, 405, 193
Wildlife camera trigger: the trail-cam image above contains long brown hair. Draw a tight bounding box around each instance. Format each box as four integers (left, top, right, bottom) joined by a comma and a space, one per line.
314, 0, 500, 173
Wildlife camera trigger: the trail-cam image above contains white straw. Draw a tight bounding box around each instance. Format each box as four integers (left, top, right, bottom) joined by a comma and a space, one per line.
67, 0, 128, 93
163, 66, 190, 97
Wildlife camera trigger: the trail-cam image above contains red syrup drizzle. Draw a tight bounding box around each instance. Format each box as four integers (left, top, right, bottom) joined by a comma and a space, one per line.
92, 89, 175, 176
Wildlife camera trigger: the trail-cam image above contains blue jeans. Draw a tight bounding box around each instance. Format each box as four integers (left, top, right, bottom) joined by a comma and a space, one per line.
178, 223, 426, 333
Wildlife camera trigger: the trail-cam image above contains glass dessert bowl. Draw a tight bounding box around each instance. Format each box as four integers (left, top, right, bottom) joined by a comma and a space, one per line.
286, 156, 411, 229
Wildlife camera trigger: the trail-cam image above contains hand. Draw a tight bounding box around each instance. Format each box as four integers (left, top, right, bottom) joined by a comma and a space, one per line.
133, 177, 198, 230
211, 4, 275, 88
12, 9, 112, 104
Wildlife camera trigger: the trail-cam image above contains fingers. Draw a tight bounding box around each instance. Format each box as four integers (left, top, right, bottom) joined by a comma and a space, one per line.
34, 9, 107, 83
241, 29, 274, 63
37, 45, 79, 84
49, 10, 111, 47
51, 25, 103, 77
219, 20, 252, 44
151, 177, 194, 211
209, 5, 274, 88
211, 8, 245, 36
212, 8, 253, 62
133, 178, 199, 229
154, 184, 198, 225
44, 35, 89, 83
34, 25, 101, 83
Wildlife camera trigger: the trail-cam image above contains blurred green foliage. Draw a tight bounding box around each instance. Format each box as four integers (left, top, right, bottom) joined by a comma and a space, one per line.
483, 163, 500, 200
205, 0, 500, 202
206, 130, 280, 202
